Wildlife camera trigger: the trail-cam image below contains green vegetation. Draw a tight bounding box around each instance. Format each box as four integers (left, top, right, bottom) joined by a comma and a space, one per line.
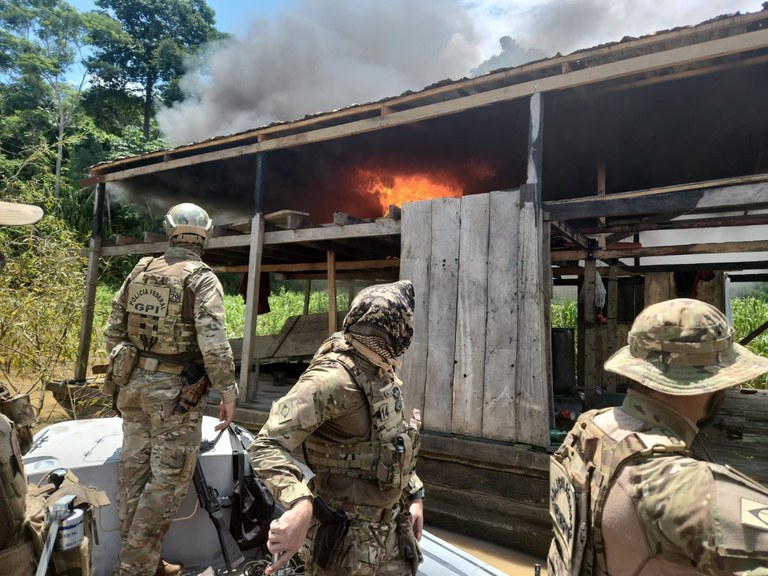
551, 298, 577, 329
550, 293, 768, 389
90, 283, 351, 348
731, 286, 768, 388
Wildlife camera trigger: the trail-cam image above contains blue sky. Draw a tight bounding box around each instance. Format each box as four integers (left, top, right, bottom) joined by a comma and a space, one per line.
67, 0, 290, 35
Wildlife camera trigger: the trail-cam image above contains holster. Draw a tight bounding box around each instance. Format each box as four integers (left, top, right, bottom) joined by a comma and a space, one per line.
104, 342, 138, 416
175, 362, 210, 414
311, 497, 350, 569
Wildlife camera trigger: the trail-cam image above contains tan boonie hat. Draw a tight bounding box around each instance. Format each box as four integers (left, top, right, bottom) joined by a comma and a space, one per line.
604, 298, 768, 395
0, 201, 43, 226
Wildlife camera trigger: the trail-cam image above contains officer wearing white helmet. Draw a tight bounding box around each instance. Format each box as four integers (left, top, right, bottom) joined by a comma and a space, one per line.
548, 298, 768, 575
104, 203, 238, 576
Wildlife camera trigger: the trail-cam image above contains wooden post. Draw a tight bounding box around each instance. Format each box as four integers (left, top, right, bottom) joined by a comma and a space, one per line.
303, 280, 311, 315
606, 265, 619, 392
327, 250, 337, 334
597, 160, 607, 249
543, 222, 554, 424
527, 92, 543, 190
582, 259, 598, 408
238, 153, 266, 405
74, 182, 106, 383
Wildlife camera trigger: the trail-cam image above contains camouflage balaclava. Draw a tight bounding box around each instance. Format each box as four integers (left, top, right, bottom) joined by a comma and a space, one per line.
342, 280, 415, 360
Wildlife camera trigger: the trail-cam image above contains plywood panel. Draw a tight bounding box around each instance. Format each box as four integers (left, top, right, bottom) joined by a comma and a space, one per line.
452, 194, 489, 436
424, 198, 461, 433
695, 270, 725, 310
644, 272, 673, 306
399, 199, 433, 418
483, 190, 520, 440
515, 188, 550, 446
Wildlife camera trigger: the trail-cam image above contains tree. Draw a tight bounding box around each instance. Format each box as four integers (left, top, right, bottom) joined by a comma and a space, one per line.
0, 0, 96, 197
87, 0, 222, 140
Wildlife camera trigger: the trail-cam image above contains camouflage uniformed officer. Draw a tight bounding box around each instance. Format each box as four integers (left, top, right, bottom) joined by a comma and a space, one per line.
548, 298, 768, 575
248, 280, 426, 576
104, 203, 238, 576
0, 201, 43, 576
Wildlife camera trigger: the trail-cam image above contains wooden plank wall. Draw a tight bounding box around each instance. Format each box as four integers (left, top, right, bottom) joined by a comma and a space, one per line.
400, 190, 551, 447
399, 200, 432, 419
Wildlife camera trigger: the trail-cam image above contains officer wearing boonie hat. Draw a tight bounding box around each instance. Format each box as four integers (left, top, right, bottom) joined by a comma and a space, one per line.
547, 298, 768, 576
0, 201, 43, 275
0, 200, 42, 575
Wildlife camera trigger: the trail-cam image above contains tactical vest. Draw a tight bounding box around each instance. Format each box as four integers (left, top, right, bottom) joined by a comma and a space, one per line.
126, 256, 207, 355
547, 408, 687, 576
0, 414, 28, 552
303, 347, 420, 491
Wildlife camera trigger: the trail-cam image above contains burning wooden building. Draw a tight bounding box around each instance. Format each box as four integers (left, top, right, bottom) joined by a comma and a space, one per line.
75, 8, 768, 556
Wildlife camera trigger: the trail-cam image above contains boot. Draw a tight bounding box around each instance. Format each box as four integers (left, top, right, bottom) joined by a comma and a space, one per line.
155, 559, 183, 576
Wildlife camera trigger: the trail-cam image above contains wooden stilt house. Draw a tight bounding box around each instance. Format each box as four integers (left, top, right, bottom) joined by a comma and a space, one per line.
75, 9, 768, 556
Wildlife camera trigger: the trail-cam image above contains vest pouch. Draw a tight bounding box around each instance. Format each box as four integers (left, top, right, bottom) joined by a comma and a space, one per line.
377, 433, 414, 490
104, 342, 139, 395
51, 506, 93, 576
0, 415, 28, 550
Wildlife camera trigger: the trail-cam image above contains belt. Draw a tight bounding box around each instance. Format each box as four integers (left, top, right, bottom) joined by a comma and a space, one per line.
338, 502, 400, 524
136, 356, 184, 375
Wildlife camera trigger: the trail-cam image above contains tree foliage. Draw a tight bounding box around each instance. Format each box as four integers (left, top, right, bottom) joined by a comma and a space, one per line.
0, 0, 100, 196
0, 0, 227, 399
0, 211, 87, 392
87, 0, 222, 139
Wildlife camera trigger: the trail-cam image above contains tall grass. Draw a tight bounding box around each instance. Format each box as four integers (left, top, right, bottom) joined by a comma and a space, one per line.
92, 284, 350, 343
551, 298, 577, 329
731, 287, 768, 389
89, 286, 768, 390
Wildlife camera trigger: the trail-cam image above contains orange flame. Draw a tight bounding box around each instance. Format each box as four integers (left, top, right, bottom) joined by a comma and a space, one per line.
355, 168, 464, 214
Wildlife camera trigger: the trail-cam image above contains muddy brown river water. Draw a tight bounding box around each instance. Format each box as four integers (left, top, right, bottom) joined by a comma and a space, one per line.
427, 526, 548, 575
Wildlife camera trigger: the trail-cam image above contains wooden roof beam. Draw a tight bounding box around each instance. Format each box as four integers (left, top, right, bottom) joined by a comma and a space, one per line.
544, 178, 768, 221
579, 213, 768, 236
551, 238, 768, 262
96, 219, 401, 257
551, 220, 594, 249
212, 258, 400, 274
84, 27, 768, 185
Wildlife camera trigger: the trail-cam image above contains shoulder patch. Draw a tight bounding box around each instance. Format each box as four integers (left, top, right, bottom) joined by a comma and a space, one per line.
277, 400, 293, 425
741, 497, 768, 531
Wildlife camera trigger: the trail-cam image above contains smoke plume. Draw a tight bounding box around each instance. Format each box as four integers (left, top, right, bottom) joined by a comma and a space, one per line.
157, 0, 760, 145
157, 0, 482, 145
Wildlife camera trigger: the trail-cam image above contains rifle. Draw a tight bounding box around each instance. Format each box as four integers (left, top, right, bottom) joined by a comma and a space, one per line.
193, 458, 245, 570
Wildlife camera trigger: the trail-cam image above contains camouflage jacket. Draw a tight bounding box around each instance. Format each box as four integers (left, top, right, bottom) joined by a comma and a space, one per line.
103, 246, 237, 403
548, 390, 768, 576
247, 342, 422, 510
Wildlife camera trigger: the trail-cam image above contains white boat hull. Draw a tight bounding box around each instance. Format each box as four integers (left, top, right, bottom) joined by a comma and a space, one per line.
24, 417, 509, 576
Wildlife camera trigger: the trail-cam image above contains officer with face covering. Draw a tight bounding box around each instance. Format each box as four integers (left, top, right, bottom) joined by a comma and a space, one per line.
248, 280, 425, 576
547, 298, 768, 575
104, 203, 238, 576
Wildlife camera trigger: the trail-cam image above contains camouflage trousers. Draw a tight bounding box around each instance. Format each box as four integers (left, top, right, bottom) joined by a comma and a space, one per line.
301, 515, 416, 576
113, 369, 206, 576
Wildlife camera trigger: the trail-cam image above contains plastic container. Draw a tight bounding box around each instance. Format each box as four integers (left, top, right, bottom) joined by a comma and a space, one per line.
55, 508, 85, 550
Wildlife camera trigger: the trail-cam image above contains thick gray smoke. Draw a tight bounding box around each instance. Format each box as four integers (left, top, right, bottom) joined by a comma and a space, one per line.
471, 36, 547, 76
158, 0, 760, 145
157, 0, 482, 145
